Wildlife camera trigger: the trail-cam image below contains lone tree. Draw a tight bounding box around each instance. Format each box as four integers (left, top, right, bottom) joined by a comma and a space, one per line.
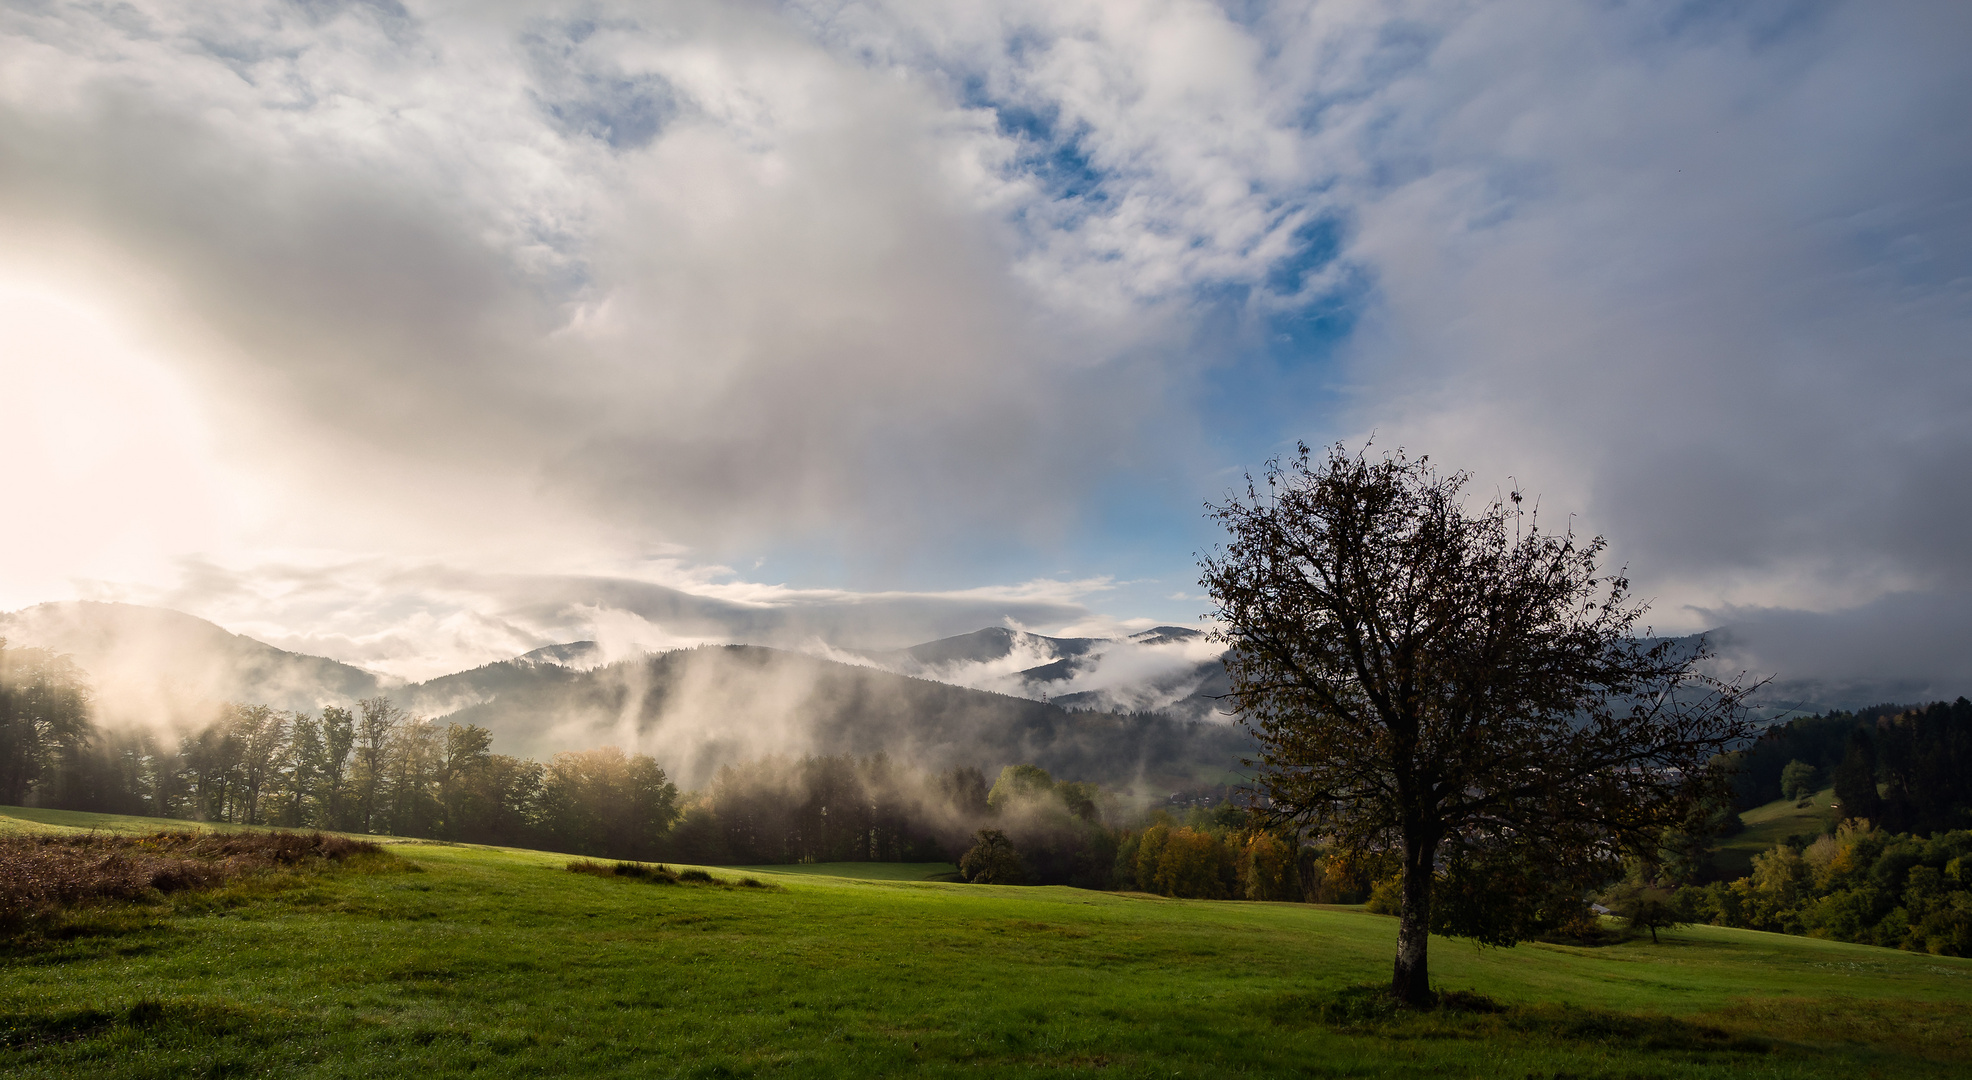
960, 828, 1025, 884
1201, 444, 1755, 1007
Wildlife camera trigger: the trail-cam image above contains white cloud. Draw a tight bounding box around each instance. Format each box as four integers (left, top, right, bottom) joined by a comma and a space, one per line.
1333, 0, 1972, 641
2, 0, 1968, 701
63, 556, 1108, 680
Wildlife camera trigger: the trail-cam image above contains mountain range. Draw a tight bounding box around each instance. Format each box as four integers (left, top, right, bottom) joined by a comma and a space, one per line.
0, 602, 1245, 791
14, 599, 1914, 789
852, 625, 1230, 720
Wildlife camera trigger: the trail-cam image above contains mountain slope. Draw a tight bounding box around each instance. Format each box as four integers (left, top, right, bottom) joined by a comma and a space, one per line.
0, 601, 383, 726
408, 644, 1251, 790
851, 624, 1230, 720
0, 604, 1248, 790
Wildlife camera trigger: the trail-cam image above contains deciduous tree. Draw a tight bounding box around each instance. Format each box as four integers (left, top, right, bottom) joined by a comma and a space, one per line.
1201, 444, 1755, 1006
352, 697, 401, 832
960, 828, 1024, 884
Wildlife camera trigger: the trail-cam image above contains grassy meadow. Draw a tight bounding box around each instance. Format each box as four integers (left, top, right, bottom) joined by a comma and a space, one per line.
1716, 788, 1840, 878
3, 807, 1970, 1078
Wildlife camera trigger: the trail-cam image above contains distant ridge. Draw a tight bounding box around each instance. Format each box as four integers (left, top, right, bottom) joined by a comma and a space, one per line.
516, 641, 603, 667
868, 626, 1106, 669
0, 601, 384, 726
410, 643, 1251, 790
0, 603, 1248, 791
1129, 626, 1205, 646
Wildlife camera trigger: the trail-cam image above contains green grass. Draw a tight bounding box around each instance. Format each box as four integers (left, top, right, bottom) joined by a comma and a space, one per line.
3, 806, 1969, 1078
0, 805, 286, 837
1717, 788, 1838, 877
731, 862, 961, 881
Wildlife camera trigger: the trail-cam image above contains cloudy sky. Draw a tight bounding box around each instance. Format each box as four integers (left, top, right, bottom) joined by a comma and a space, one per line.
2, 0, 1968, 694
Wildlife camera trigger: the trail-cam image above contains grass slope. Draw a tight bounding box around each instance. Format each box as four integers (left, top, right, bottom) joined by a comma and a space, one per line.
0, 806, 297, 838
730, 862, 961, 882
3, 806, 1969, 1079
1717, 788, 1839, 877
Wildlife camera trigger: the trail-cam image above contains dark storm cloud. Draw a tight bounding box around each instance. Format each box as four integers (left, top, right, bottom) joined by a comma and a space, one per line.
1330, 0, 1972, 699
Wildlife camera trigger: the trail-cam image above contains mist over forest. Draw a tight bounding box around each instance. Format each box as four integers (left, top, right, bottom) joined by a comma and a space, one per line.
0, 601, 1249, 793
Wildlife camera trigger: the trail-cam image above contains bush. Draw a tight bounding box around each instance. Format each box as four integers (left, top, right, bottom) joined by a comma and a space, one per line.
1365, 875, 1403, 915
566, 860, 681, 883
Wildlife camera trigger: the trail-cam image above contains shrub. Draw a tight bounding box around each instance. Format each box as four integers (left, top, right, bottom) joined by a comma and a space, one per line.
1365, 874, 1403, 915
568, 860, 683, 883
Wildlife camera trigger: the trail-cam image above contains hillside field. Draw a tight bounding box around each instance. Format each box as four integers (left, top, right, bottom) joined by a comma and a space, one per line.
3, 807, 1970, 1078
1716, 788, 1841, 878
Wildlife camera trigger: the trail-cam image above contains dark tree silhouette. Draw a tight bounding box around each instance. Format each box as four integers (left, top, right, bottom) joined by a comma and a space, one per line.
1605, 875, 1685, 943
959, 828, 1025, 884
1201, 444, 1755, 1007
1832, 728, 1883, 826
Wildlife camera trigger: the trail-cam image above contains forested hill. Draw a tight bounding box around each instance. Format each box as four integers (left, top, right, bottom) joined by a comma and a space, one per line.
1731, 698, 1972, 834
0, 601, 383, 724
405, 644, 1252, 790
0, 603, 1250, 793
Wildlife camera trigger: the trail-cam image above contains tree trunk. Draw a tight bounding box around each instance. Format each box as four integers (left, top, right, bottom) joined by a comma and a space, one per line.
1392, 834, 1437, 1007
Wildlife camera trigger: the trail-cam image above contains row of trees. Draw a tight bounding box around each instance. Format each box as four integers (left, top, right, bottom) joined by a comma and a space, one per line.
0, 646, 683, 860
1111, 822, 1302, 901
667, 758, 1128, 886
4, 651, 1339, 899
1, 641, 1182, 877
669, 754, 966, 866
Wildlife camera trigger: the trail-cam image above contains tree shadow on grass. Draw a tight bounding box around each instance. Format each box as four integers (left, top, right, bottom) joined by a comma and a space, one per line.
0, 999, 256, 1053
1267, 984, 1771, 1056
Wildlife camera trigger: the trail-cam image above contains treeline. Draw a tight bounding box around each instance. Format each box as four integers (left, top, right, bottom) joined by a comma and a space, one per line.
28, 636, 1836, 921
671, 757, 1125, 886
1673, 824, 1972, 956
1, 642, 681, 859
0, 642, 92, 808
1730, 699, 1972, 834
4, 638, 1325, 894
665, 757, 1132, 890
4, 637, 1340, 899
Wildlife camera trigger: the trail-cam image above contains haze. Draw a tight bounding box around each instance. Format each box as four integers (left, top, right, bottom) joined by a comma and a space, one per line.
4, 1, 1968, 704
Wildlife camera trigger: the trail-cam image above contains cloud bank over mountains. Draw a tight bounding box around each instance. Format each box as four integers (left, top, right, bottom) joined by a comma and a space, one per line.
2, 2, 1968, 697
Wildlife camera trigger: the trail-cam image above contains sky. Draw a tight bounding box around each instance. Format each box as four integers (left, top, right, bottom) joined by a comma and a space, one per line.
2, 0, 1969, 696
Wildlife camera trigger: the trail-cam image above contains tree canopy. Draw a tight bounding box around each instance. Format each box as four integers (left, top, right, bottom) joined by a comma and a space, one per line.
1201, 444, 1755, 1006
